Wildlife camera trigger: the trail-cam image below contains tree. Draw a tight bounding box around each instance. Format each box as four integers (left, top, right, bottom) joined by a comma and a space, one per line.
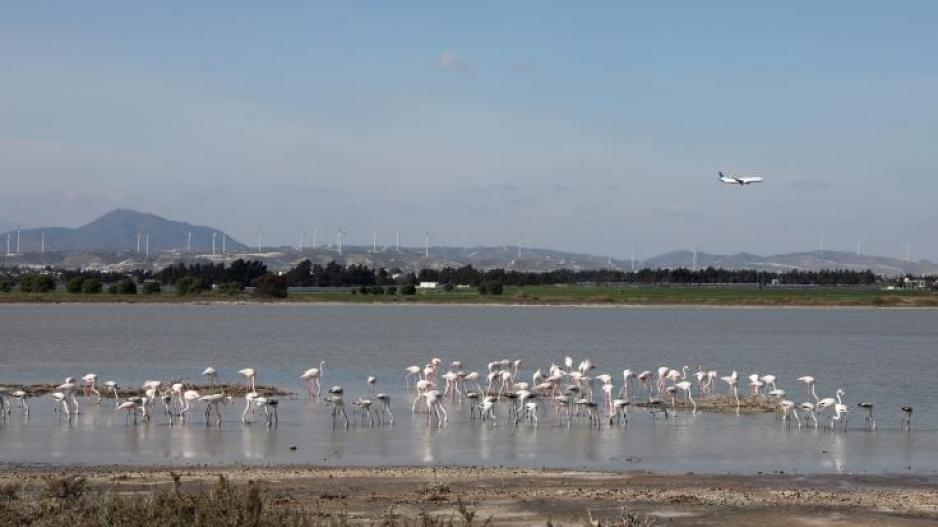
386, 286, 397, 295
20, 273, 56, 293
253, 273, 287, 298
0, 276, 11, 293
81, 278, 102, 294
142, 281, 162, 295
175, 276, 204, 296
112, 278, 137, 295
66, 277, 85, 294
217, 282, 243, 296
401, 284, 417, 295
369, 286, 384, 295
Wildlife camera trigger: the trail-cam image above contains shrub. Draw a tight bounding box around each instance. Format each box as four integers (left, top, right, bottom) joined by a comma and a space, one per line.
81, 278, 102, 294
20, 273, 55, 293
359, 286, 369, 295
0, 276, 11, 293
175, 276, 204, 296
66, 277, 85, 294
369, 286, 384, 295
111, 278, 137, 295
386, 286, 397, 295
142, 281, 161, 295
479, 280, 503, 295
217, 282, 243, 296
252, 273, 287, 298
401, 284, 417, 295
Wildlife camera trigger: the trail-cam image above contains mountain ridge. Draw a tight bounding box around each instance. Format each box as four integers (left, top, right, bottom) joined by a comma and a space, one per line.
2, 210, 935, 276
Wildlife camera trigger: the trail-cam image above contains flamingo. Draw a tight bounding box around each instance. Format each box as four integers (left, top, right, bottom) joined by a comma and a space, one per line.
238, 368, 257, 392
200, 393, 227, 426
799, 401, 818, 429
241, 391, 258, 424
353, 398, 376, 426
202, 367, 219, 387
81, 373, 101, 403
103, 381, 120, 406
404, 365, 421, 386
609, 399, 630, 425
376, 393, 393, 424
300, 361, 325, 398
412, 379, 434, 413
424, 390, 447, 427
57, 378, 80, 415
325, 386, 349, 429
900, 406, 913, 431
721, 371, 740, 413
10, 390, 28, 415
637, 371, 653, 401
857, 401, 876, 431
180, 389, 201, 421
779, 400, 800, 428
51, 392, 71, 418
675, 380, 695, 414
117, 400, 139, 424
254, 397, 279, 428
797, 376, 819, 403
367, 375, 377, 397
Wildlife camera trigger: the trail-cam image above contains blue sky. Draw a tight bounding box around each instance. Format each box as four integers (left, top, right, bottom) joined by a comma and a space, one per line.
2, 2, 937, 259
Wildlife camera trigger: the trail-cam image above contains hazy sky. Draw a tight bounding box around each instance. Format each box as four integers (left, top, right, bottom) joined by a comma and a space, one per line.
2, 2, 937, 259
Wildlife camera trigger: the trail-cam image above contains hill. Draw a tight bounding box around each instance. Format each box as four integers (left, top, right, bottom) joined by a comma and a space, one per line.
0, 210, 247, 253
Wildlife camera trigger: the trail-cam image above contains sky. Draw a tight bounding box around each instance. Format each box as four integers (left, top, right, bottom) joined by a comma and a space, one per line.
2, 2, 937, 259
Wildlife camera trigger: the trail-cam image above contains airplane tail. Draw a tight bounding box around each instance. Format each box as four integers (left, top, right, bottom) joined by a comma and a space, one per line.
718, 171, 724, 179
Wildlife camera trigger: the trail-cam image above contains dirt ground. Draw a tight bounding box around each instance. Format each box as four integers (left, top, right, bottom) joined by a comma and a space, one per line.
2, 465, 937, 526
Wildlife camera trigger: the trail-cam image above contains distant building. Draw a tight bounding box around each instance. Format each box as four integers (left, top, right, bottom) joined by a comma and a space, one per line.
417, 281, 438, 289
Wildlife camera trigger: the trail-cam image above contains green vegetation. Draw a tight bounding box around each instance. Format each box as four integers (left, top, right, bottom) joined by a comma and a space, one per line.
80, 278, 102, 294
141, 281, 161, 295
111, 278, 137, 295
19, 273, 55, 293
252, 273, 287, 298
175, 276, 205, 296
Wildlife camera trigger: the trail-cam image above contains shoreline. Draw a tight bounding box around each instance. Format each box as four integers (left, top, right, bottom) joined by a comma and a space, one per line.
3, 464, 936, 525
1, 297, 937, 310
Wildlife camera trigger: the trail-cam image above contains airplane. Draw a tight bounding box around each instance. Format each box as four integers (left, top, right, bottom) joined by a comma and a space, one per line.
719, 171, 763, 186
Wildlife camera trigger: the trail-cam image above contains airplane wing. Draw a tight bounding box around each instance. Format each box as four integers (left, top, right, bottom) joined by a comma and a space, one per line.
738, 177, 763, 184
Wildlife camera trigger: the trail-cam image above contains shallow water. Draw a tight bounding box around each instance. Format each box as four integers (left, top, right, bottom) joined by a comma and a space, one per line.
1, 304, 936, 474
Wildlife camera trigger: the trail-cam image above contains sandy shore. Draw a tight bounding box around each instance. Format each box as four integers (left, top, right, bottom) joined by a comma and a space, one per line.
3, 465, 937, 526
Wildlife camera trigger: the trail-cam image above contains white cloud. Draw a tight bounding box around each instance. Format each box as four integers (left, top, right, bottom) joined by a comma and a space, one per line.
436, 50, 468, 71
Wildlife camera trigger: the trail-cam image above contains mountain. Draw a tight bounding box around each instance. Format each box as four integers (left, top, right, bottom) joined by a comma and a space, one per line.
643, 250, 938, 276
0, 209, 247, 253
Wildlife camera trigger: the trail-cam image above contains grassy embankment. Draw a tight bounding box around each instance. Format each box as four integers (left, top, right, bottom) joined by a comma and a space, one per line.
1, 285, 937, 306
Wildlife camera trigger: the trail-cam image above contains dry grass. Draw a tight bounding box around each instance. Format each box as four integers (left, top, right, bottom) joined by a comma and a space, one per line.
0, 473, 490, 527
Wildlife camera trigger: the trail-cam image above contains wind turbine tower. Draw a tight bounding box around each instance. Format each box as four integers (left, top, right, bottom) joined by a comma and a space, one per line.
222, 233, 226, 254
424, 233, 431, 259
137, 233, 141, 253
692, 245, 698, 272
16, 230, 20, 254
256, 228, 262, 253
312, 227, 317, 250
337, 228, 344, 255
906, 242, 912, 262
372, 231, 377, 253
187, 231, 192, 252
5, 233, 9, 256
395, 229, 400, 251
145, 233, 150, 258
41, 232, 46, 254
212, 232, 217, 256
856, 241, 863, 257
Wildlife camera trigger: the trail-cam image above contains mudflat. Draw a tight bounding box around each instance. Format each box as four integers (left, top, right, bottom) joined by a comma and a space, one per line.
2, 465, 936, 526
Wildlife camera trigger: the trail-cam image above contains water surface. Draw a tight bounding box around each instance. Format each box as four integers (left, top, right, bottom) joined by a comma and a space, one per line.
1, 304, 935, 474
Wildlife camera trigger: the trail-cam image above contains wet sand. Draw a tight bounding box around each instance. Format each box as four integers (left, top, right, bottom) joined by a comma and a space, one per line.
3, 465, 936, 526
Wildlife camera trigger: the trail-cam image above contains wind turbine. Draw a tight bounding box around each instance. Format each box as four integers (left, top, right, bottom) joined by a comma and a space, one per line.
337, 227, 345, 255
222, 232, 226, 254
212, 232, 217, 256
137, 233, 141, 253
856, 240, 863, 257
5, 233, 9, 256
311, 227, 318, 250
41, 232, 46, 254
256, 227, 262, 252
692, 245, 698, 272
298, 224, 305, 251
516, 235, 523, 259
424, 232, 431, 259
187, 231, 192, 253
145, 232, 150, 258
16, 230, 20, 254
395, 229, 400, 251
372, 231, 377, 253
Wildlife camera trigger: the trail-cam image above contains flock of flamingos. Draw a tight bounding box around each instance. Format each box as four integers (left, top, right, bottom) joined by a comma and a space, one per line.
0, 356, 916, 433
